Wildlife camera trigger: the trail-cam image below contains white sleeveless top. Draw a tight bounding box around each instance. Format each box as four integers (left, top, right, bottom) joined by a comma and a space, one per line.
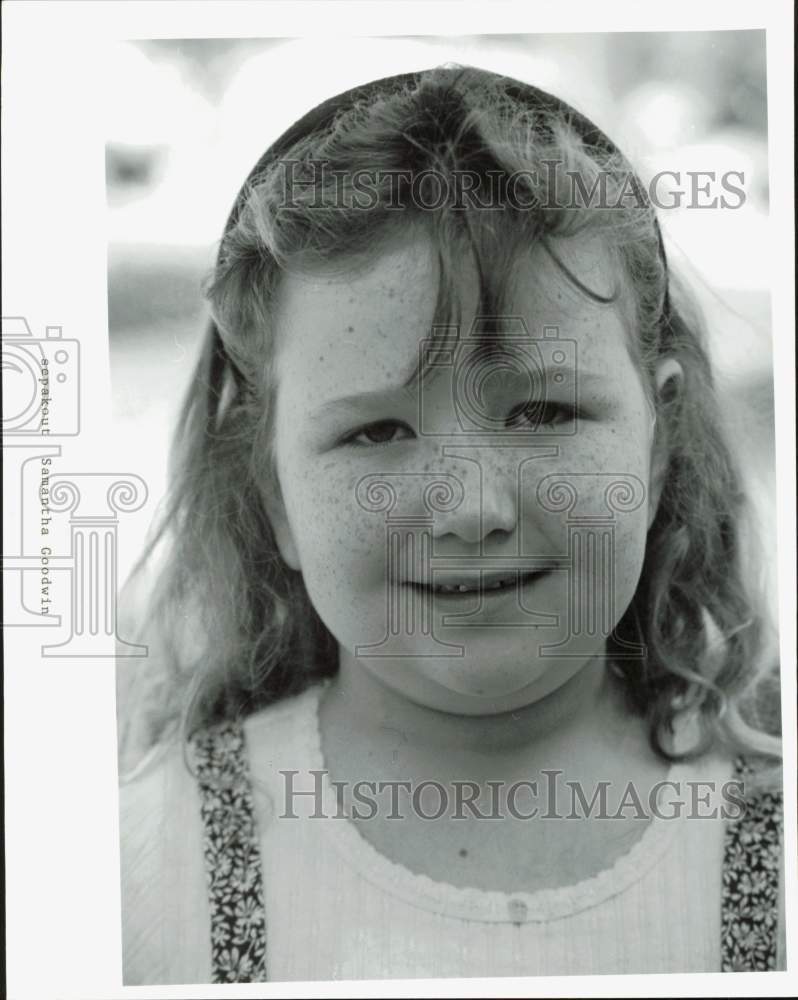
119, 685, 783, 983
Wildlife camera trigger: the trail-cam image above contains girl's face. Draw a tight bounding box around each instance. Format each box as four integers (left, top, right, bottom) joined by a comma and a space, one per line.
266, 230, 663, 715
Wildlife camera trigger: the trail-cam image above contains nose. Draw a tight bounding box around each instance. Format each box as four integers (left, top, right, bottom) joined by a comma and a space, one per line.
431, 451, 518, 547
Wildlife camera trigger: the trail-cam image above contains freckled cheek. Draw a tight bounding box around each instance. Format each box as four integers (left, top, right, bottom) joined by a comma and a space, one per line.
612, 508, 650, 587
561, 423, 650, 471
282, 462, 390, 570
524, 429, 650, 594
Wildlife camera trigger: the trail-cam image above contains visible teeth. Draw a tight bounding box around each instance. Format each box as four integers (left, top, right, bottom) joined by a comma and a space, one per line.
433, 575, 522, 594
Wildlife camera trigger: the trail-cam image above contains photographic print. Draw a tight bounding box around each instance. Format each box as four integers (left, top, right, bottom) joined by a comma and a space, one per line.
3, 4, 796, 998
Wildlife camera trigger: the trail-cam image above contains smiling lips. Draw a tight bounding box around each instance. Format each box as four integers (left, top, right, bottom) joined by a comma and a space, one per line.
407, 570, 547, 596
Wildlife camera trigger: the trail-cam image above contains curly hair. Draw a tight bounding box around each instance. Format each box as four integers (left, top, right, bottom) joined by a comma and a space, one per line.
117, 65, 780, 781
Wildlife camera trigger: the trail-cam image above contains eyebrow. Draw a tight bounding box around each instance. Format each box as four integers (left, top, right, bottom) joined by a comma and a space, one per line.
311, 385, 418, 420
310, 366, 607, 419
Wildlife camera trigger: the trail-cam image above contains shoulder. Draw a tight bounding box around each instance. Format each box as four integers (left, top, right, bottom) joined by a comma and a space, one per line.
242, 684, 325, 772
117, 686, 322, 984
236, 683, 327, 831
119, 735, 199, 854
720, 754, 785, 972
119, 736, 211, 984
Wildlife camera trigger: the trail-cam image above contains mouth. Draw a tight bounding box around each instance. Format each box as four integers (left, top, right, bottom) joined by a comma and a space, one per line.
407, 570, 548, 598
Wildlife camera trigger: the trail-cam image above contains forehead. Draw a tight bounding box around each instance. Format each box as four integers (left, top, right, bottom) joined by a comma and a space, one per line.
270, 230, 632, 399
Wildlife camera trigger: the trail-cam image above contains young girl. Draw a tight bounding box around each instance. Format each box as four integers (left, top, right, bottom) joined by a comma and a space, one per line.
118, 66, 784, 983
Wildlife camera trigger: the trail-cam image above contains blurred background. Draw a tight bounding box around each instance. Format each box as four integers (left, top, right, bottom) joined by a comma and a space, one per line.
107, 30, 775, 607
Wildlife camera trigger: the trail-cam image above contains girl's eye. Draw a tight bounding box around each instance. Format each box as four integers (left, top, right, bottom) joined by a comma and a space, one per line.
343, 420, 415, 447
505, 400, 576, 430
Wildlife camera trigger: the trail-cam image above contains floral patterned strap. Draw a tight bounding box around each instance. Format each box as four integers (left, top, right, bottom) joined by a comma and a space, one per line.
192, 720, 268, 983
721, 756, 783, 971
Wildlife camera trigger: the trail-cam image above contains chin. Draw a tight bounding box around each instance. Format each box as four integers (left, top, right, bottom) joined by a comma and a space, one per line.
422, 665, 555, 709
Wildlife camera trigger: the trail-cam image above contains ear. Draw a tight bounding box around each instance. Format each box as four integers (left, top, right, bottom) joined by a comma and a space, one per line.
263, 477, 302, 572
647, 358, 683, 529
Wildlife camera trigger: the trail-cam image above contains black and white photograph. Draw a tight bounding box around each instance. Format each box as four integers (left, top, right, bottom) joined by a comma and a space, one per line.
3, 3, 796, 998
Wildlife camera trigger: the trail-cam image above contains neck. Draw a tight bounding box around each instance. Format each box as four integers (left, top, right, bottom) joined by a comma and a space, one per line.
320, 651, 629, 781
